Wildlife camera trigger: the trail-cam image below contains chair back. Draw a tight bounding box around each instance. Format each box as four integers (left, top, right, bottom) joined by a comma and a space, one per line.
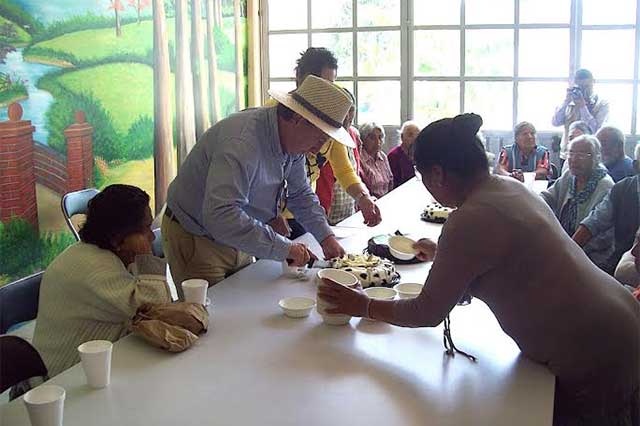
152, 228, 164, 258
0, 272, 42, 334
61, 188, 100, 240
0, 335, 48, 394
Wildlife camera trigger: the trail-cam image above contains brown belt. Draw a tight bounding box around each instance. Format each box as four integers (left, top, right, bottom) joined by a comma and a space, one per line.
164, 206, 180, 225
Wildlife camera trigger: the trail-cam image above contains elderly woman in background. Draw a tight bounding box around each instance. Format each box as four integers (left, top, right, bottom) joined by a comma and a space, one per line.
388, 121, 421, 188
496, 121, 550, 181
541, 135, 614, 271
32, 184, 171, 377
359, 122, 394, 199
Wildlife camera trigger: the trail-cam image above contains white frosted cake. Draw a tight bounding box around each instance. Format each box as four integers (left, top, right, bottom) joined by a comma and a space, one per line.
421, 203, 455, 223
330, 254, 398, 288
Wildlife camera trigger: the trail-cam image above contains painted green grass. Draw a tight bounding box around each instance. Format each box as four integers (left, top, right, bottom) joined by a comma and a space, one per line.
0, 15, 31, 45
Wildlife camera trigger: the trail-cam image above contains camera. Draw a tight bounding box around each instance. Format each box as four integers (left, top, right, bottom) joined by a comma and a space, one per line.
570, 85, 583, 99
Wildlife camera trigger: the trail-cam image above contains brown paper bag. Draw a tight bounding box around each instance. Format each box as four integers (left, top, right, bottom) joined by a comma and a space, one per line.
130, 318, 198, 352
137, 303, 208, 335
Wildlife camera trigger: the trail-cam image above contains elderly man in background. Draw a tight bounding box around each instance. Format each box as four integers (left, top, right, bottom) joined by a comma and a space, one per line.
596, 126, 635, 182
573, 144, 640, 274
496, 121, 550, 181
552, 68, 609, 168
359, 122, 394, 199
162, 76, 351, 298
541, 135, 614, 271
387, 121, 420, 188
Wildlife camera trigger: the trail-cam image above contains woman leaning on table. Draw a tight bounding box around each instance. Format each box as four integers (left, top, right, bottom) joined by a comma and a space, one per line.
319, 113, 640, 425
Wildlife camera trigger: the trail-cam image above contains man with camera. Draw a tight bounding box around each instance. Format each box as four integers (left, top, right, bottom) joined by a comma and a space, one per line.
552, 69, 609, 169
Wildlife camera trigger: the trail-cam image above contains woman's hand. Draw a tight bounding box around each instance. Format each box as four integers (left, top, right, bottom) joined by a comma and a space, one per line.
118, 232, 153, 265
317, 279, 369, 317
358, 195, 382, 227
413, 238, 437, 262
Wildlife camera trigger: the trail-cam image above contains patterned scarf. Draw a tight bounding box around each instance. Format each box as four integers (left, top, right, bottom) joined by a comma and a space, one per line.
559, 165, 608, 235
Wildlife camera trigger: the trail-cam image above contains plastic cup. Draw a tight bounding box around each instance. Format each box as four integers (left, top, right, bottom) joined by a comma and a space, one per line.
23, 385, 65, 426
77, 340, 113, 389
182, 278, 208, 305
281, 261, 308, 279
523, 172, 536, 187
316, 269, 359, 325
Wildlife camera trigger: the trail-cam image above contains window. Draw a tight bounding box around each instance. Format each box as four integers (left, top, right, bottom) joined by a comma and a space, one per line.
263, 0, 640, 136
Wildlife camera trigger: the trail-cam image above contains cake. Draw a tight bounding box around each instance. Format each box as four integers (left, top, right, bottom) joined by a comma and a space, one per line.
421, 202, 455, 223
330, 253, 399, 288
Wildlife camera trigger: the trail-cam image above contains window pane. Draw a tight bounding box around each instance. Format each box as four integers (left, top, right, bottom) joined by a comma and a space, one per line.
581, 30, 635, 79
465, 0, 514, 24
269, 0, 307, 30
312, 0, 352, 28
268, 81, 296, 94
358, 81, 400, 125
414, 31, 460, 76
465, 30, 514, 76
518, 82, 567, 131
519, 29, 569, 77
597, 83, 632, 133
414, 0, 460, 25
357, 31, 401, 76
413, 81, 460, 127
465, 82, 513, 130
582, 0, 636, 25
335, 80, 354, 98
312, 33, 354, 76
520, 0, 570, 24
357, 0, 400, 27
269, 34, 308, 78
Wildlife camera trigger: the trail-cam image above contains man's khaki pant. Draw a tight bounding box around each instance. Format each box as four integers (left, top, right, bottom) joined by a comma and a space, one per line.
161, 215, 253, 300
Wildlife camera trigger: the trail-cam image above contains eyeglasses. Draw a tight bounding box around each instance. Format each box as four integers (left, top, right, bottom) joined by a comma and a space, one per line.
567, 152, 593, 160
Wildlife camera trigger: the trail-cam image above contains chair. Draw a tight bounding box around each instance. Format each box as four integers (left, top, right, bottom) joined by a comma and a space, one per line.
0, 336, 48, 395
0, 272, 42, 335
152, 228, 164, 258
61, 188, 100, 241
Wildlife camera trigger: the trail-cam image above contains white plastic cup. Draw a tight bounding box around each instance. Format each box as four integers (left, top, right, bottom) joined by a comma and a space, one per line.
182, 278, 208, 305
281, 261, 308, 279
523, 172, 536, 187
77, 340, 113, 389
23, 385, 65, 426
316, 269, 359, 325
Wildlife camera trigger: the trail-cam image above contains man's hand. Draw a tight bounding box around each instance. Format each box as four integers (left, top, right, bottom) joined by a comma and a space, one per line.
572, 225, 592, 248
320, 235, 346, 259
413, 238, 437, 262
358, 195, 382, 227
268, 215, 291, 237
287, 243, 315, 267
510, 169, 524, 182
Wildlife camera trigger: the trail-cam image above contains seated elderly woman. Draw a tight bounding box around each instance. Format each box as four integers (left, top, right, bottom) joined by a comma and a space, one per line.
387, 121, 421, 188
32, 184, 171, 377
359, 122, 394, 199
496, 121, 551, 181
616, 229, 640, 287
541, 135, 614, 271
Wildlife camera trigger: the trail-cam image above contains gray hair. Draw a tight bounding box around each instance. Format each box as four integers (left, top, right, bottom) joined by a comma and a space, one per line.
597, 126, 625, 149
568, 120, 591, 136
399, 120, 419, 136
360, 122, 385, 142
513, 121, 536, 138
569, 134, 602, 166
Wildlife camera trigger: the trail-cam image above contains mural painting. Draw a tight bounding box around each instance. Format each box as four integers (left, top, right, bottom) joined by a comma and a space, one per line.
0, 0, 248, 285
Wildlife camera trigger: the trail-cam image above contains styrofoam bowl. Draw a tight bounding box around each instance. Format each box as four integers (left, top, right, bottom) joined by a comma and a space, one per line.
316, 268, 359, 288
364, 287, 397, 300
393, 282, 424, 299
279, 297, 316, 318
388, 236, 417, 260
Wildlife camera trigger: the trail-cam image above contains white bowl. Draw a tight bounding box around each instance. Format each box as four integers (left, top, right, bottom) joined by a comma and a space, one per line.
364, 287, 397, 300
393, 282, 424, 299
316, 268, 359, 288
279, 297, 316, 318
388, 236, 417, 261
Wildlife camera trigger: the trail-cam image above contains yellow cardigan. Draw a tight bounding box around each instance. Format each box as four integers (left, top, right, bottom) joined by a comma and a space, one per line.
265, 99, 362, 218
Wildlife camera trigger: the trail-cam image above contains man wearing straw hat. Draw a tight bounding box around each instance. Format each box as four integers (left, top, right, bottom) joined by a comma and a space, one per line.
162, 75, 351, 298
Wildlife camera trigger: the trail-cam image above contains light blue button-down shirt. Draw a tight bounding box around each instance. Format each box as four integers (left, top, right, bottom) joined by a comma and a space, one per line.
166, 106, 332, 261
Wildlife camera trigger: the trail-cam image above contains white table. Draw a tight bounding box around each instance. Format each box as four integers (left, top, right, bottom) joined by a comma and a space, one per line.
1, 179, 555, 426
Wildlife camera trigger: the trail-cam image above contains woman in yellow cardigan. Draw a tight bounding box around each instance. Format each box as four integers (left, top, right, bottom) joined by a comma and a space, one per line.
267, 47, 382, 238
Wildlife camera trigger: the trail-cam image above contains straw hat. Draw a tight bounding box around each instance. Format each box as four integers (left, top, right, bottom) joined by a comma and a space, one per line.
268, 75, 355, 148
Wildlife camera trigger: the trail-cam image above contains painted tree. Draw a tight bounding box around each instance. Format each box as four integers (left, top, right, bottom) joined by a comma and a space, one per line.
191, 0, 210, 138
107, 0, 124, 37
175, 0, 197, 165
127, 0, 151, 24
206, 0, 222, 123
233, 0, 244, 110
152, 0, 174, 213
